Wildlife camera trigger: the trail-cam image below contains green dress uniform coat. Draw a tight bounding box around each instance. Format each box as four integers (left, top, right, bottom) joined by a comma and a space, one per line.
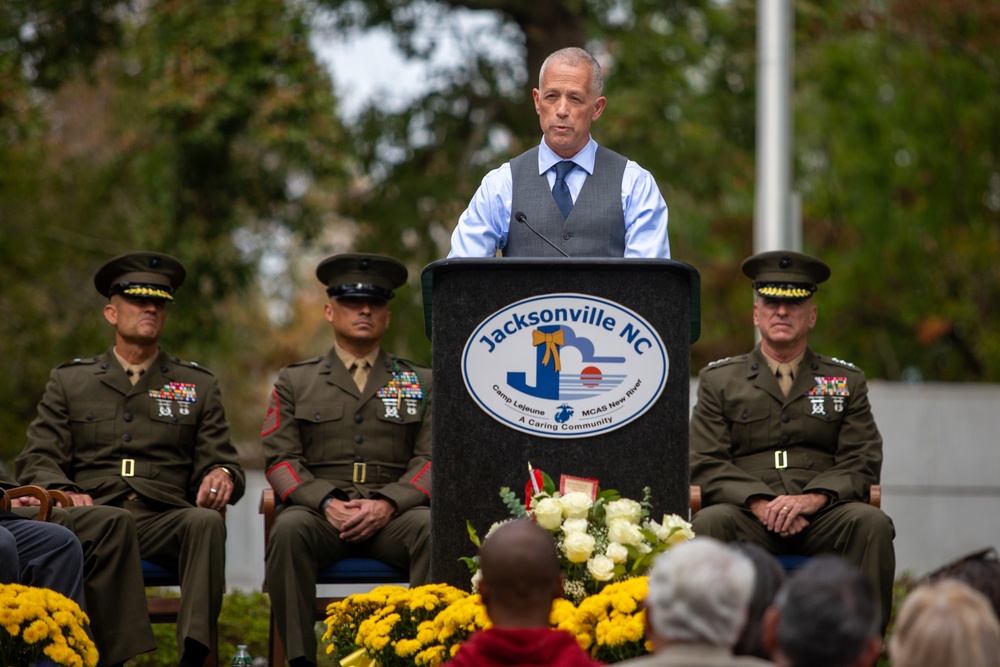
689, 345, 895, 629
15, 348, 246, 653
261, 347, 432, 662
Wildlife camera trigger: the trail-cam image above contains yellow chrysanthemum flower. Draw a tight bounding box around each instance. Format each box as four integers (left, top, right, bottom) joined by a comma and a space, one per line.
0, 583, 97, 667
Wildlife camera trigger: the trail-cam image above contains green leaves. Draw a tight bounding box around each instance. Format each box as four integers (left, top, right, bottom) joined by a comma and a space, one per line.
464, 519, 481, 550
499, 486, 528, 517
4, 0, 1000, 463
0, 0, 349, 461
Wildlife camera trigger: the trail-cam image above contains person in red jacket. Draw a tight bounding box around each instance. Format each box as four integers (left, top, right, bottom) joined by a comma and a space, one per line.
448, 519, 602, 667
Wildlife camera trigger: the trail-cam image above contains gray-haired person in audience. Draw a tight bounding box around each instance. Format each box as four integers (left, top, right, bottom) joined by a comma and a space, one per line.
763, 556, 882, 667
618, 537, 774, 667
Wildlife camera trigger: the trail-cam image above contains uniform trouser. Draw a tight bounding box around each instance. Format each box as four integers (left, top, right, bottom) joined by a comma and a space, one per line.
266, 505, 431, 662
0, 517, 84, 604
124, 500, 227, 654
692, 501, 896, 633
41, 506, 157, 666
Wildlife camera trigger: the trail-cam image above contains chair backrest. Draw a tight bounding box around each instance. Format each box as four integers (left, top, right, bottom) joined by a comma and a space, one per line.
1, 485, 54, 520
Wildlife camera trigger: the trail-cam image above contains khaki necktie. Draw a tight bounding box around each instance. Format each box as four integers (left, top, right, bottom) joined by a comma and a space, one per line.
350, 360, 370, 392
126, 366, 145, 386
776, 363, 794, 396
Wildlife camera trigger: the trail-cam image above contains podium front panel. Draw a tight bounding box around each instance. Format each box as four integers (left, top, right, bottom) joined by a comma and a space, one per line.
424, 259, 698, 587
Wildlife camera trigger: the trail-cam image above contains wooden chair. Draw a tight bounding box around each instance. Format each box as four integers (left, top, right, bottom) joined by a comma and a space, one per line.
689, 484, 882, 571
1, 485, 57, 519
259, 488, 408, 667
52, 493, 219, 667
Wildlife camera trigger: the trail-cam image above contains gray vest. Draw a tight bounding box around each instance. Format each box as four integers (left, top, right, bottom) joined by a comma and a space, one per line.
504, 145, 628, 257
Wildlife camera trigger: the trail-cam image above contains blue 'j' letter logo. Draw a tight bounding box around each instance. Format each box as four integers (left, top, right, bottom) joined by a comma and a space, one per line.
507, 325, 563, 399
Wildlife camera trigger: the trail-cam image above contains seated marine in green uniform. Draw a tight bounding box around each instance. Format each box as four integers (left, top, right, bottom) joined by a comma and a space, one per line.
16, 251, 246, 667
261, 253, 431, 667
688, 250, 895, 632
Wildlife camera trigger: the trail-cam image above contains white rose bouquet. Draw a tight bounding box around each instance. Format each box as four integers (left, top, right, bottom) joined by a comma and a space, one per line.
462, 472, 695, 604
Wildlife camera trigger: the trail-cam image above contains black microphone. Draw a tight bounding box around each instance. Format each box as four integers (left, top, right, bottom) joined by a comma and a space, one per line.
514, 211, 570, 257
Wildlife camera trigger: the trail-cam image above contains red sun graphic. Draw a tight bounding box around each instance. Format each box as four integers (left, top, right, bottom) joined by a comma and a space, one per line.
580, 366, 603, 388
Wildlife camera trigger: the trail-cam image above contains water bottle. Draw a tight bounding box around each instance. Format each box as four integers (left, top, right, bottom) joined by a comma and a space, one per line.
230, 645, 252, 667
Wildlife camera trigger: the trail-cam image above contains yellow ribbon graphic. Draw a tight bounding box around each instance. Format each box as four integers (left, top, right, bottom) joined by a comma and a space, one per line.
532, 328, 565, 371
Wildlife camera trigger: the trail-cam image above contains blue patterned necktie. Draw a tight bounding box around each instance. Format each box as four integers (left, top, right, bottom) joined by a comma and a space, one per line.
552, 160, 576, 219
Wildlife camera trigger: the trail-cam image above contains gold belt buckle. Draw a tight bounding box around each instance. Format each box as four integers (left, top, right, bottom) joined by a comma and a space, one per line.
353, 462, 367, 483
774, 450, 789, 469
121, 458, 135, 477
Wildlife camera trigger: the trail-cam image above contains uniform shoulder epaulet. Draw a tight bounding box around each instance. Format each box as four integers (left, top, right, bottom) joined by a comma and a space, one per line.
704, 354, 747, 370
171, 357, 216, 376
392, 356, 430, 372
821, 355, 859, 370
57, 356, 102, 369
288, 355, 324, 368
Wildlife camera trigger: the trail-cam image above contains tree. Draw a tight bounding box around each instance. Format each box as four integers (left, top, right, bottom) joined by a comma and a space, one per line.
4, 0, 998, 462
313, 0, 758, 365
0, 0, 350, 461
312, 0, 1000, 382
796, 1, 1000, 380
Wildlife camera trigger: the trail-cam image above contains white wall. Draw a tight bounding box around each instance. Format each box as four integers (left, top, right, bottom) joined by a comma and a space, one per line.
870, 381, 1000, 575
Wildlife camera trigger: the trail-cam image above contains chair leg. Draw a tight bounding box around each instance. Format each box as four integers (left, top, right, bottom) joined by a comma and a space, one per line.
206, 626, 218, 667
269, 609, 284, 667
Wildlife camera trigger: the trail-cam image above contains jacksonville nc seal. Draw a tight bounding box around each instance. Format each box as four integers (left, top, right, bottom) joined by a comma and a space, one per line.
462, 293, 668, 438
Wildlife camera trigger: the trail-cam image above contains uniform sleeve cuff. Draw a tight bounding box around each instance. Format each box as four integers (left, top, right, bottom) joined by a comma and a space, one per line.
320, 494, 334, 512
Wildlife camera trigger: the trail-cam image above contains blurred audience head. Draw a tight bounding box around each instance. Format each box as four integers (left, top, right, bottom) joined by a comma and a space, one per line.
731, 541, 786, 659
477, 519, 563, 627
926, 547, 1000, 621
889, 578, 1000, 667
765, 555, 881, 667
644, 536, 755, 650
